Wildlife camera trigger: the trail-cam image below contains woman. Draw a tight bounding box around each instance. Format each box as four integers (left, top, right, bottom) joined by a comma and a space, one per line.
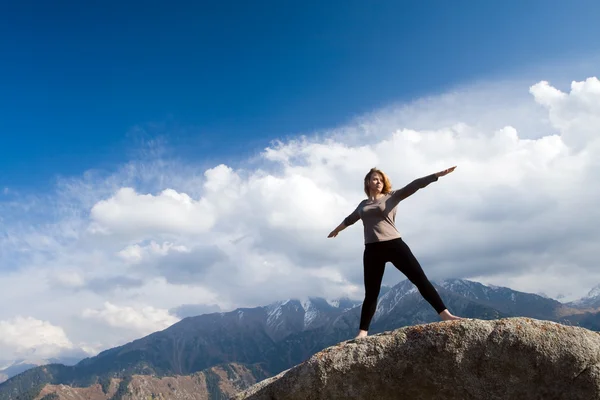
328, 166, 461, 338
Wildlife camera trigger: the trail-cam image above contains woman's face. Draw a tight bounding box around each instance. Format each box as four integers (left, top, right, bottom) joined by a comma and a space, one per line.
368, 172, 384, 194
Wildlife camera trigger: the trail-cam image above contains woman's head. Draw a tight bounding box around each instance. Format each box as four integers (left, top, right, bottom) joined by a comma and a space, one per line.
364, 168, 392, 196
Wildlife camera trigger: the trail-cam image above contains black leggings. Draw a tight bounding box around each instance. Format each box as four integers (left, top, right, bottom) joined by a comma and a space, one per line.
359, 238, 447, 331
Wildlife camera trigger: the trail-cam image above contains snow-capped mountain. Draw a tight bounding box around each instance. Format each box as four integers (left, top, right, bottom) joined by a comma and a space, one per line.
372, 279, 418, 322
437, 278, 498, 300
325, 296, 362, 311
568, 284, 600, 309
588, 285, 600, 299
436, 278, 566, 320
264, 297, 361, 341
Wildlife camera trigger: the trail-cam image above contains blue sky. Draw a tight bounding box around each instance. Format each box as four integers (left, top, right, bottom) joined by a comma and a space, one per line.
1, 0, 599, 191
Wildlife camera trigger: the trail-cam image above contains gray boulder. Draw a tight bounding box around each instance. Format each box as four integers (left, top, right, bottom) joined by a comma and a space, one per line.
232, 317, 600, 400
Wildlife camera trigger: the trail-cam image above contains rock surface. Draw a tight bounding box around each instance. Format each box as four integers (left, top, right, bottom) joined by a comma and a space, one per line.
233, 317, 600, 400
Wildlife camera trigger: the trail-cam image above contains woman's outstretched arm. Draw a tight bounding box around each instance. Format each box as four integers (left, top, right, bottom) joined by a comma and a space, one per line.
327, 221, 347, 238
328, 205, 361, 238
390, 166, 456, 203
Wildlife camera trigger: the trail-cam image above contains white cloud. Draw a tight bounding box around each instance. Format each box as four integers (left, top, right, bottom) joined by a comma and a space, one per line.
89, 187, 216, 238
530, 77, 600, 150
52, 270, 86, 288
82, 302, 180, 335
1, 71, 600, 359
249, 173, 348, 230
118, 241, 190, 264
0, 317, 76, 359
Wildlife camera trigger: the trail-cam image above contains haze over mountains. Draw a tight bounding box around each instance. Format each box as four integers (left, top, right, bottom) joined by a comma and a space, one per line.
2, 278, 600, 399
0, 357, 81, 384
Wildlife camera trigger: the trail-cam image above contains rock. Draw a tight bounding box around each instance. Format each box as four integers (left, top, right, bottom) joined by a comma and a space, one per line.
232, 317, 600, 400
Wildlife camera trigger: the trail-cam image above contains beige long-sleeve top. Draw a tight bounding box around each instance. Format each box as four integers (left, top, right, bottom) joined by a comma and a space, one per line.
343, 174, 438, 244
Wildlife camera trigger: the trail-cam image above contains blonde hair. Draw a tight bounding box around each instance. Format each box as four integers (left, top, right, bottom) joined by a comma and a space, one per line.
364, 168, 392, 196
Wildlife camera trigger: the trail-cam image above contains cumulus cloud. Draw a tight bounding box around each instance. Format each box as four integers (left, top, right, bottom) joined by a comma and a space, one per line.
530, 77, 600, 151
89, 187, 216, 238
1, 73, 600, 361
118, 241, 191, 265
82, 302, 180, 335
0, 317, 85, 360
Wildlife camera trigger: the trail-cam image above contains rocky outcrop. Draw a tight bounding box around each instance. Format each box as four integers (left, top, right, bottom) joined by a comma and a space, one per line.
234, 317, 600, 400
35, 362, 267, 400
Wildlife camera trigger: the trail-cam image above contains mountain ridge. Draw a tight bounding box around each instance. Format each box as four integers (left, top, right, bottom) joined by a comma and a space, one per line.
0, 357, 83, 385
2, 278, 600, 399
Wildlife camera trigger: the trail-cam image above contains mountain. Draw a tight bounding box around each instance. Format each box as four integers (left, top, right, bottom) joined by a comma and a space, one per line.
2, 279, 599, 399
370, 280, 508, 332
35, 362, 268, 400
264, 297, 358, 341
436, 279, 569, 320
567, 283, 600, 310
0, 296, 363, 399
434, 279, 600, 332
0, 357, 82, 384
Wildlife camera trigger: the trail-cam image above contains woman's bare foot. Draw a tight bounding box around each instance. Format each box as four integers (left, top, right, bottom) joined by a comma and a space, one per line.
355, 330, 368, 339
439, 309, 463, 321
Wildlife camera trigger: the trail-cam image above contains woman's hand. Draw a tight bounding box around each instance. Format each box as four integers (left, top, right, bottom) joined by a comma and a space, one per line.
435, 166, 457, 177
328, 223, 346, 238
328, 222, 347, 238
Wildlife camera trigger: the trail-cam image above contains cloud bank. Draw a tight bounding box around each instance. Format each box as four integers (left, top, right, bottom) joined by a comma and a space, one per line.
0, 317, 87, 360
